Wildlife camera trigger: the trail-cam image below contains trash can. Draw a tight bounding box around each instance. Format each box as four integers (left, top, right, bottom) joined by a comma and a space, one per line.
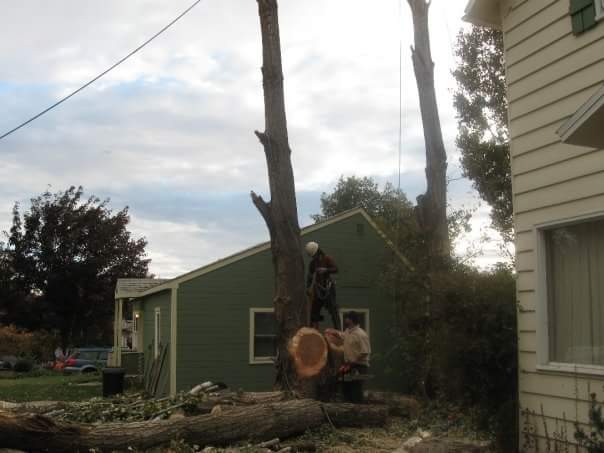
102, 367, 125, 397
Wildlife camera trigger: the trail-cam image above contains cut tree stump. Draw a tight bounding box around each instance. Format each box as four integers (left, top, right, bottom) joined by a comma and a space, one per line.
289, 328, 328, 379
0, 399, 387, 451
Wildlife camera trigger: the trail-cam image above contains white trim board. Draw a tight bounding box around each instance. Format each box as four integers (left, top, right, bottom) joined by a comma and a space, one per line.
557, 84, 604, 148
249, 308, 276, 365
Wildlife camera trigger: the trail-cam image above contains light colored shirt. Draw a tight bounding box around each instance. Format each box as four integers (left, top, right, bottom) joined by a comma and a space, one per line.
343, 326, 371, 366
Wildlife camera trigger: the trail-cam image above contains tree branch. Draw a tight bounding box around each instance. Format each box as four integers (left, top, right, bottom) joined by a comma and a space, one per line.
250, 191, 272, 226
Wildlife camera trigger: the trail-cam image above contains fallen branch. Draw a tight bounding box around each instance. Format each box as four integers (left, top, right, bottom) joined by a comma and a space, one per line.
0, 399, 387, 451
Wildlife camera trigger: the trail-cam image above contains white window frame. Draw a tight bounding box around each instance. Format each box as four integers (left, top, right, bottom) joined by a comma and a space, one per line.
535, 210, 604, 376
339, 308, 370, 336
249, 308, 276, 365
596, 0, 604, 22
154, 308, 161, 359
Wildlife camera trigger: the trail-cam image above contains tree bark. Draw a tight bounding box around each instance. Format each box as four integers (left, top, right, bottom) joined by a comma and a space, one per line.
252, 0, 307, 391
407, 0, 450, 265
0, 400, 388, 451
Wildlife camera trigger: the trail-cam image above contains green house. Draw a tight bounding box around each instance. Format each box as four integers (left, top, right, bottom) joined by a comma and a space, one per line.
112, 208, 412, 397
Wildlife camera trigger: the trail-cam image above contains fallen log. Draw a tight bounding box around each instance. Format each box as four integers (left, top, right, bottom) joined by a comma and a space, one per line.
0, 399, 387, 451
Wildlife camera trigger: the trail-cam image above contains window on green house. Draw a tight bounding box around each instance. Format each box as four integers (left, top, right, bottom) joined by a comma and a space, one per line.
250, 309, 277, 363
570, 0, 599, 34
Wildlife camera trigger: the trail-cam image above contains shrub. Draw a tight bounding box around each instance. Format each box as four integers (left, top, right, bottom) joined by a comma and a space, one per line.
0, 325, 57, 361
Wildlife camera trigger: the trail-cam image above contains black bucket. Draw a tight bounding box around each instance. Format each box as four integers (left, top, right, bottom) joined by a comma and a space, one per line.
102, 367, 125, 397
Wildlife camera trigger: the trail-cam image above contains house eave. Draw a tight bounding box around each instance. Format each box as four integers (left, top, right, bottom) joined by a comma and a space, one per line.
127, 207, 414, 300
463, 0, 503, 29
557, 84, 604, 149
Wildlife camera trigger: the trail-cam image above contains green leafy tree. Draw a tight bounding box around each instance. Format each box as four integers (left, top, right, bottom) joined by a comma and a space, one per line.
453, 26, 513, 243
6, 187, 149, 346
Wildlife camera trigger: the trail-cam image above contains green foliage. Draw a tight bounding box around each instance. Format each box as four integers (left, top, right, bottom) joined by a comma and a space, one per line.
2, 186, 149, 346
453, 26, 513, 243
0, 324, 58, 360
575, 393, 604, 452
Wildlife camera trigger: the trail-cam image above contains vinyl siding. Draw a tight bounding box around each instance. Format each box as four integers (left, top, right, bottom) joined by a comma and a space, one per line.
141, 290, 171, 397
175, 212, 406, 393
502, 1, 604, 449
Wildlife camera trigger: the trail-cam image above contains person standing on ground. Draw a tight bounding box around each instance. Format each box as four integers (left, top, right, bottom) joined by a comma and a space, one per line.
339, 311, 371, 403
305, 241, 340, 330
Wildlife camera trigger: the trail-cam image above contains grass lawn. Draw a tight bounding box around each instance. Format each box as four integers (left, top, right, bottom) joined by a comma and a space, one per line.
0, 372, 102, 402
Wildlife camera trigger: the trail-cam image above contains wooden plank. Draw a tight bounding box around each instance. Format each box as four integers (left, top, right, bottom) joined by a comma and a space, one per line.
505, 0, 568, 49
515, 171, 604, 214
509, 38, 604, 102
516, 193, 604, 231
506, 27, 604, 84
514, 150, 604, 195
506, 16, 570, 68
520, 371, 604, 403
510, 60, 604, 120
503, 0, 558, 33
510, 86, 599, 135
513, 143, 598, 175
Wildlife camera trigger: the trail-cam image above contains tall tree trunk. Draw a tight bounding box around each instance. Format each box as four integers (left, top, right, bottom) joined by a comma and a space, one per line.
251, 0, 307, 391
407, 0, 450, 266
406, 0, 450, 399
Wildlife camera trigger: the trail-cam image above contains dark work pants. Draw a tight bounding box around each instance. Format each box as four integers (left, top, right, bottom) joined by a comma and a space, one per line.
342, 364, 369, 403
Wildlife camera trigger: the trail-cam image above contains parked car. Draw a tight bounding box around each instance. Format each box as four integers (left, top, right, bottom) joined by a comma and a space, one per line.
64, 348, 111, 374
0, 360, 12, 371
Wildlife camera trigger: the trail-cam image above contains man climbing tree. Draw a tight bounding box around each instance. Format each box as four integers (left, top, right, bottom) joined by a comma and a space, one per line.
250, 0, 308, 391
305, 241, 340, 330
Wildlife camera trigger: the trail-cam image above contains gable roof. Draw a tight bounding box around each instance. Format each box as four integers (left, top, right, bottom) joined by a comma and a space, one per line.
118, 208, 413, 300
115, 278, 170, 299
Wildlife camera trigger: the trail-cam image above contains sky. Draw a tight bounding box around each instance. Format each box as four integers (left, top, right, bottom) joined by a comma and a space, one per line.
0, 0, 508, 278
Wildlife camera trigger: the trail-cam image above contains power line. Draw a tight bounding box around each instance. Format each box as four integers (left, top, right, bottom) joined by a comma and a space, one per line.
0, 0, 204, 142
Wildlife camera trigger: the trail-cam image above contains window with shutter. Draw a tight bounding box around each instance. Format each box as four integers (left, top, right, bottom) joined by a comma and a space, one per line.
570, 0, 598, 34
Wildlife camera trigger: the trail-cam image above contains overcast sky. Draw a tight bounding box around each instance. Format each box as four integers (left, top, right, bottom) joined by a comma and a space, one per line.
0, 0, 508, 277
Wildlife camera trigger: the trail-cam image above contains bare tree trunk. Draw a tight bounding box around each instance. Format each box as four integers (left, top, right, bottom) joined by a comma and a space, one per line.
407, 0, 450, 266
0, 400, 388, 451
251, 0, 307, 391
406, 0, 450, 399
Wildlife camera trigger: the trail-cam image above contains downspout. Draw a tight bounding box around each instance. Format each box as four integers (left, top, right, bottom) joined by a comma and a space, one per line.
170, 285, 179, 397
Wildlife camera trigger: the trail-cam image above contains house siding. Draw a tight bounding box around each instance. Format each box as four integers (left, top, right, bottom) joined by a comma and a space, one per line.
141, 289, 171, 397
175, 212, 405, 393
502, 0, 604, 449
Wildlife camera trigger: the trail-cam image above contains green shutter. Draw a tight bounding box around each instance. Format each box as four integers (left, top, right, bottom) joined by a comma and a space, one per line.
570, 0, 597, 34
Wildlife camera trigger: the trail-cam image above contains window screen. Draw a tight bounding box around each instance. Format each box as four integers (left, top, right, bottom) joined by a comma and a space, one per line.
546, 218, 604, 365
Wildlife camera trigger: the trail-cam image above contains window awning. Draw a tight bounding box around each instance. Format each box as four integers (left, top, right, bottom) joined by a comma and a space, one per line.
557, 85, 604, 149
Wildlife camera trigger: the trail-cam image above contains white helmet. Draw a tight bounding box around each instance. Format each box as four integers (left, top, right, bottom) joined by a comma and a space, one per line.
305, 241, 319, 257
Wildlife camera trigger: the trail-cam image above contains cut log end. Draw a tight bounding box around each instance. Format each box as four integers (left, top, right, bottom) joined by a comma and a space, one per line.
289, 328, 328, 379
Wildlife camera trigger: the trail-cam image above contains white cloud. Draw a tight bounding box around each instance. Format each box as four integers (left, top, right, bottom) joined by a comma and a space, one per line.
0, 0, 508, 276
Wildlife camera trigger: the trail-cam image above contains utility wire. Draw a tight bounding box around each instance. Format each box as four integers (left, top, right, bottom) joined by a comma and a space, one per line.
0, 0, 204, 142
